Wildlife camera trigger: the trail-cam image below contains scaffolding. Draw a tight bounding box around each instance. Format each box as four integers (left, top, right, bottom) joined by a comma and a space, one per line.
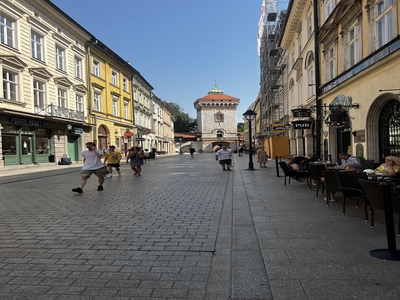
259, 10, 288, 139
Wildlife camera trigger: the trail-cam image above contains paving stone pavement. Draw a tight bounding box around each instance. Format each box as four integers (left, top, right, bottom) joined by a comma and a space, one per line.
0, 153, 399, 300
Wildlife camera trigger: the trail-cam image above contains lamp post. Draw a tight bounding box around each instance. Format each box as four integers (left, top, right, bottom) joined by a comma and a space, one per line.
243, 110, 257, 170
178, 138, 182, 154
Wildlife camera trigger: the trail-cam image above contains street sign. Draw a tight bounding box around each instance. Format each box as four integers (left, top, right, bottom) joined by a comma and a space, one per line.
136, 138, 146, 141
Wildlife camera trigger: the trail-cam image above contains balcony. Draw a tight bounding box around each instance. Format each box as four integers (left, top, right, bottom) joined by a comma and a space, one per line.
34, 104, 85, 122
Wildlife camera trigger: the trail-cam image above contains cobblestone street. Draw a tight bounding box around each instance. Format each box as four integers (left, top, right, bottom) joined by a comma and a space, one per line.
0, 153, 399, 299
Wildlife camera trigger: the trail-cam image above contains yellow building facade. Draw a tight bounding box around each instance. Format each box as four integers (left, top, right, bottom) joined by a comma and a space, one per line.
87, 40, 136, 154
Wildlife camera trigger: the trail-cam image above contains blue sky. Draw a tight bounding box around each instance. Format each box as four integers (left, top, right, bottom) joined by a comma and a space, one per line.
51, 0, 287, 121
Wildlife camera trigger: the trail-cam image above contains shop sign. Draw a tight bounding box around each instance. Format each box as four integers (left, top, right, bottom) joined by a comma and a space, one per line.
273, 123, 285, 132
73, 128, 84, 135
124, 131, 134, 137
292, 108, 311, 118
292, 120, 313, 129
10, 117, 50, 127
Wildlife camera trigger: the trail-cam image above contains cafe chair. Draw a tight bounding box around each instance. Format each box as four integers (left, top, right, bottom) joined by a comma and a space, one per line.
335, 172, 369, 221
361, 159, 374, 170
358, 179, 400, 235
321, 170, 341, 206
307, 164, 326, 197
278, 161, 308, 186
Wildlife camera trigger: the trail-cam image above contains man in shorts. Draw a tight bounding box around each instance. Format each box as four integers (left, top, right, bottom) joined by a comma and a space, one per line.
215, 145, 232, 171
72, 142, 106, 193
103, 145, 122, 177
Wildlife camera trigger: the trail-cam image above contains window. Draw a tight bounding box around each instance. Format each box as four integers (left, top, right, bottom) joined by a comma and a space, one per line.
31, 31, 43, 60
347, 23, 360, 67
216, 130, 223, 138
307, 68, 314, 99
111, 71, 118, 86
94, 92, 101, 111
376, 0, 393, 48
306, 13, 313, 40
0, 15, 14, 47
112, 97, 118, 116
297, 79, 302, 106
76, 94, 83, 112
33, 80, 45, 113
324, 0, 335, 21
55, 46, 65, 71
3, 70, 17, 101
58, 89, 67, 108
93, 60, 100, 77
74, 57, 82, 79
326, 46, 336, 81
124, 101, 129, 119
123, 78, 128, 91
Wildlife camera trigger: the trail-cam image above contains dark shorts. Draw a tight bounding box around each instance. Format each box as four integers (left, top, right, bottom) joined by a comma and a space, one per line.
219, 159, 231, 165
107, 163, 120, 168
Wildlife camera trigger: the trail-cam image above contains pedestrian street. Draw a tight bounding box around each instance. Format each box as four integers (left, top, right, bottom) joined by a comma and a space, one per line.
0, 153, 399, 299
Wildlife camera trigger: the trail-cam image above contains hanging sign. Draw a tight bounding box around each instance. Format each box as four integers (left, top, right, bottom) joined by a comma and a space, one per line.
292, 120, 313, 129
273, 123, 285, 132
292, 108, 312, 118
124, 131, 134, 137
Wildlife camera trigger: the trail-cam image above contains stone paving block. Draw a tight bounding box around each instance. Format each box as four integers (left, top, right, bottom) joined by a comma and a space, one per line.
117, 287, 152, 297
47, 285, 85, 294
151, 288, 188, 298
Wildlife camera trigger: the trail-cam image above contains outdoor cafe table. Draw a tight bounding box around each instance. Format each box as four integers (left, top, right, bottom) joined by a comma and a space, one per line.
367, 173, 397, 181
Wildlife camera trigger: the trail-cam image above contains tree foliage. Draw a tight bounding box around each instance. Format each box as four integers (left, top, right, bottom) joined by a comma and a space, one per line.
168, 102, 197, 132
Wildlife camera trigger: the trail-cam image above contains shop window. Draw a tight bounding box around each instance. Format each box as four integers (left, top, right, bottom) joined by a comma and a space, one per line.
36, 137, 49, 154
2, 135, 17, 155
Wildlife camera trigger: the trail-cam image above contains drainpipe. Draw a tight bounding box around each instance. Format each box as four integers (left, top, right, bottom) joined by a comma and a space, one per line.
86, 39, 98, 144
313, 0, 322, 160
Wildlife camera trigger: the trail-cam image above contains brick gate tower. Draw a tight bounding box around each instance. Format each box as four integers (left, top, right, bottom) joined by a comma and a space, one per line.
194, 83, 240, 152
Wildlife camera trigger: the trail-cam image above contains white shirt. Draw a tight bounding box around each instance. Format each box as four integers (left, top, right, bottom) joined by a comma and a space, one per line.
82, 149, 104, 170
216, 148, 232, 160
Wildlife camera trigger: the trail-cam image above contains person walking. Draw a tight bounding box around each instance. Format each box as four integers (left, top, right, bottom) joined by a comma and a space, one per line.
126, 146, 144, 176
215, 145, 232, 171
103, 145, 122, 177
72, 142, 106, 193
189, 147, 195, 158
257, 146, 268, 168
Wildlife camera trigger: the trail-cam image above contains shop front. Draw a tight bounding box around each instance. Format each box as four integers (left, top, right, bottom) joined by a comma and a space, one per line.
0, 114, 90, 168
1, 118, 53, 166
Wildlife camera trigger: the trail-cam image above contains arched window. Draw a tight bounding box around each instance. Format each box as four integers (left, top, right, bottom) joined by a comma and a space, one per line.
378, 99, 400, 161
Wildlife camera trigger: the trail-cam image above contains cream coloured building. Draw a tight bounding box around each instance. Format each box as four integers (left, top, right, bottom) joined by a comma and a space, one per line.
0, 0, 92, 167
194, 84, 240, 152
272, 0, 400, 163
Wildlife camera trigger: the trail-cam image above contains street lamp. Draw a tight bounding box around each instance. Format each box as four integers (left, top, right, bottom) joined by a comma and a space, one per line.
243, 110, 257, 170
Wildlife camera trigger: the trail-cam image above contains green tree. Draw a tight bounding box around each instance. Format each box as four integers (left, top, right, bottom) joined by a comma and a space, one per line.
169, 102, 197, 132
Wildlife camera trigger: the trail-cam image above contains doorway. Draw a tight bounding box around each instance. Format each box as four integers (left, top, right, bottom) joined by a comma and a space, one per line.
67, 135, 80, 161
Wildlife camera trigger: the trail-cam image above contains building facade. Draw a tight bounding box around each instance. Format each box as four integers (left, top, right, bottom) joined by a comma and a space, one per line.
87, 40, 138, 154
194, 84, 240, 152
0, 0, 92, 167
260, 0, 400, 163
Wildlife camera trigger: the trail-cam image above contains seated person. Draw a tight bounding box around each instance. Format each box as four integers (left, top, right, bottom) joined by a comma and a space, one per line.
339, 152, 362, 170
375, 156, 400, 175
288, 156, 307, 171
345, 162, 363, 172
288, 156, 307, 182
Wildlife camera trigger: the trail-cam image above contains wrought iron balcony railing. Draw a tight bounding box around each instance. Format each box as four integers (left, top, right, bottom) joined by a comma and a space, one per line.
34, 103, 86, 122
